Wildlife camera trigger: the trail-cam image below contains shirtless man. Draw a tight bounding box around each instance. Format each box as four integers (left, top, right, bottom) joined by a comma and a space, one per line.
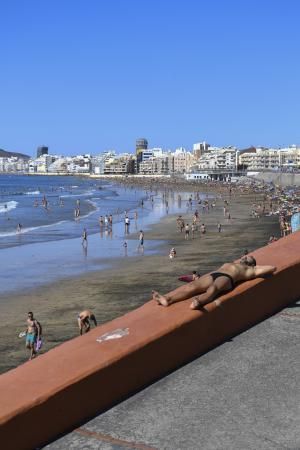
25, 312, 41, 360
77, 310, 97, 335
152, 255, 276, 310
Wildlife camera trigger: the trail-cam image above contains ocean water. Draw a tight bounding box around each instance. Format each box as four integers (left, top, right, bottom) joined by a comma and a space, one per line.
0, 175, 200, 294
0, 174, 147, 248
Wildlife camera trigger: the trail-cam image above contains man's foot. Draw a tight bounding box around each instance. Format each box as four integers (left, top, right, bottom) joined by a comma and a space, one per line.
152, 290, 169, 307
190, 298, 202, 310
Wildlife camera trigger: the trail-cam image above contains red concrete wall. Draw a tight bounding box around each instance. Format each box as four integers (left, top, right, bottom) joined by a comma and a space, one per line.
1, 232, 300, 450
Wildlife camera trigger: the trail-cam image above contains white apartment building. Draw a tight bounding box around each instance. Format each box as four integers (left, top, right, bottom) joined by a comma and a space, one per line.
0, 157, 29, 172
29, 154, 55, 173
197, 148, 237, 170
139, 155, 171, 175
238, 147, 300, 170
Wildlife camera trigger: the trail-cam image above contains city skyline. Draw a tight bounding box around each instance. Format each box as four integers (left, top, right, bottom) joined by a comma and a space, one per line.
0, 1, 299, 156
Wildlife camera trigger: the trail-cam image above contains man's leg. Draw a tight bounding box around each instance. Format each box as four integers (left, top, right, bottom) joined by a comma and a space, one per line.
190, 276, 232, 309
78, 318, 84, 335
30, 342, 36, 360
152, 275, 213, 306
84, 319, 90, 333
190, 285, 219, 309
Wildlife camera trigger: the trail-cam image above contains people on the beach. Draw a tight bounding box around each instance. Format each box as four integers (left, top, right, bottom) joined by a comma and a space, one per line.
25, 312, 42, 360
82, 228, 88, 246
268, 235, 278, 244
184, 223, 190, 239
125, 216, 130, 234
139, 230, 144, 247
192, 271, 200, 280
169, 247, 176, 258
152, 255, 276, 310
77, 310, 97, 335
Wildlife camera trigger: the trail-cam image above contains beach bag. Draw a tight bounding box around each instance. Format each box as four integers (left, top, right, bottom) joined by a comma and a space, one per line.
35, 338, 43, 352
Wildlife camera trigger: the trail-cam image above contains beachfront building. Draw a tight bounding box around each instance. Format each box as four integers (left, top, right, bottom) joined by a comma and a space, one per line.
237, 147, 300, 171
195, 147, 237, 171
278, 146, 300, 169
103, 153, 135, 175
193, 141, 210, 160
173, 147, 194, 173
139, 155, 171, 175
0, 156, 29, 173
28, 154, 56, 173
46, 156, 70, 174
92, 151, 116, 175
68, 154, 91, 174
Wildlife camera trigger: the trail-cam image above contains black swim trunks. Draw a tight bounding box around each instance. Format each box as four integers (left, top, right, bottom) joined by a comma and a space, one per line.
210, 272, 235, 291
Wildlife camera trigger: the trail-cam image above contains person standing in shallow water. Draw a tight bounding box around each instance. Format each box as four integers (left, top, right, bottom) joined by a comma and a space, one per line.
82, 228, 88, 246
139, 230, 144, 249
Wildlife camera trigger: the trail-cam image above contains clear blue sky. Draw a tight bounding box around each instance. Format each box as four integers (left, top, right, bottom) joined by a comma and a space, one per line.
0, 0, 299, 156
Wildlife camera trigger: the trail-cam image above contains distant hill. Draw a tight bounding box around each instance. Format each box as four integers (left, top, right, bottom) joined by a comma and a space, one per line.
0, 149, 30, 159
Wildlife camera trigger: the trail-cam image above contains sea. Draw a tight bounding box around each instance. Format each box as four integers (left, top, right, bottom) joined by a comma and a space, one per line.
0, 174, 191, 295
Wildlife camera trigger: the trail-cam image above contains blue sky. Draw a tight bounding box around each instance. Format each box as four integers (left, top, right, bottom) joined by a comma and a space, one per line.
0, 0, 299, 156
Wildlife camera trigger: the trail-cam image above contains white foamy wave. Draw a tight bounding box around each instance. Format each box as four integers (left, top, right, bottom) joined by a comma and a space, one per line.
0, 201, 18, 213
0, 220, 67, 237
60, 190, 96, 199
25, 191, 41, 195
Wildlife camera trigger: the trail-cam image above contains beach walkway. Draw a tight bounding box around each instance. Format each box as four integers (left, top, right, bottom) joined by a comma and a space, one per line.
45, 298, 300, 450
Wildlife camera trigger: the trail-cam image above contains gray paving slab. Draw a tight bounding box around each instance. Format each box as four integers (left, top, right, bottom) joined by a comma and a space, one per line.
44, 302, 300, 450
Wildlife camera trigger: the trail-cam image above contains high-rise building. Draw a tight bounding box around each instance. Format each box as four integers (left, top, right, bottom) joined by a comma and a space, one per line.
136, 138, 148, 169
37, 146, 48, 158
136, 138, 148, 153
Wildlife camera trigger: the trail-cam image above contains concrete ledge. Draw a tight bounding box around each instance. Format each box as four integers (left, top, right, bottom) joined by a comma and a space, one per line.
1, 232, 300, 450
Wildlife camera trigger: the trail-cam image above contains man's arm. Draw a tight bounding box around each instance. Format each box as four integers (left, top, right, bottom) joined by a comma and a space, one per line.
35, 320, 41, 339
254, 265, 277, 277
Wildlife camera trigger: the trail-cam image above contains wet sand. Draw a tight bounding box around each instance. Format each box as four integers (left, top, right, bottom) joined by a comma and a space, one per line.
0, 187, 280, 374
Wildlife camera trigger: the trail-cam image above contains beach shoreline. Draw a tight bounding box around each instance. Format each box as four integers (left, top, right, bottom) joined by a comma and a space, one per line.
0, 179, 282, 374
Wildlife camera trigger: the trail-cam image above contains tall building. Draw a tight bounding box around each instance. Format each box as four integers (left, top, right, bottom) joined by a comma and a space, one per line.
193, 142, 209, 159
136, 138, 148, 170
37, 146, 48, 158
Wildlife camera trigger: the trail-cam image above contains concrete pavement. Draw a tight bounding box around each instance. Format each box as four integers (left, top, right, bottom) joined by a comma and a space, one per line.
44, 301, 300, 450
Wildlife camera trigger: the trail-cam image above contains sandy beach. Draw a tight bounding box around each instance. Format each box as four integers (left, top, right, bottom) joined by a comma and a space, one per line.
0, 182, 280, 374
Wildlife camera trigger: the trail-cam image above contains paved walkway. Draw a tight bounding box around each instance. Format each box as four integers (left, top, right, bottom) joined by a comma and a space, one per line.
45, 301, 300, 450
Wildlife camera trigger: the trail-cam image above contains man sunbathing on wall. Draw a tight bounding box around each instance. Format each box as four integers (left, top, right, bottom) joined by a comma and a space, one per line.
152, 255, 277, 310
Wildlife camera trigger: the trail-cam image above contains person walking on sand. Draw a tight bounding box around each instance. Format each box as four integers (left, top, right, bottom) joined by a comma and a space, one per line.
152, 255, 276, 310
24, 312, 42, 360
185, 223, 190, 240
77, 310, 97, 335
